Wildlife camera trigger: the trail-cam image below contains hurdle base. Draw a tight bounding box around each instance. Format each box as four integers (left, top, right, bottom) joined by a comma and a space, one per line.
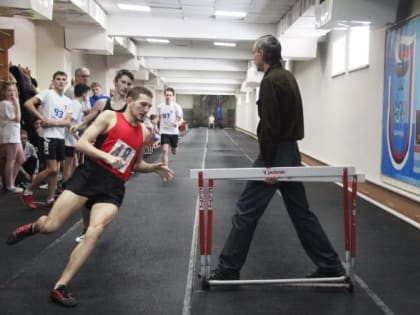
202, 276, 353, 291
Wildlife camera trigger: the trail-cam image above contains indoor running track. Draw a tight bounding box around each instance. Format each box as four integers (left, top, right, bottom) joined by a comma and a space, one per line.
1, 127, 419, 315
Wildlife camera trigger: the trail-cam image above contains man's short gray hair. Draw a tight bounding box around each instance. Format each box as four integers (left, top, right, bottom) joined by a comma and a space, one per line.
254, 35, 282, 65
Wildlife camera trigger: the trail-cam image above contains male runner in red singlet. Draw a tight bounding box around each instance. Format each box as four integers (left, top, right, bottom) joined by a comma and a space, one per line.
6, 86, 174, 307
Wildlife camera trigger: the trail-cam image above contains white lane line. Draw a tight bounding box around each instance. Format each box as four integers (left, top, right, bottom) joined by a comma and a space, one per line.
319, 174, 420, 231
333, 180, 420, 231
183, 128, 208, 315
354, 275, 396, 315
223, 129, 282, 201
223, 129, 254, 163
1, 220, 82, 288
224, 129, 396, 315
357, 193, 420, 230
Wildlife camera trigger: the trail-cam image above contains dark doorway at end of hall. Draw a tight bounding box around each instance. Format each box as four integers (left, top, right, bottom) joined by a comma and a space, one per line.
187, 95, 236, 128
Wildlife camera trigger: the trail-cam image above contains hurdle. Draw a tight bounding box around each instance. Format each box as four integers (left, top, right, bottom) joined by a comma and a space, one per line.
190, 166, 365, 291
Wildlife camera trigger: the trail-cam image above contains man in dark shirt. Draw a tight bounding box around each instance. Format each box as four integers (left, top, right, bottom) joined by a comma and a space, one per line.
210, 35, 345, 281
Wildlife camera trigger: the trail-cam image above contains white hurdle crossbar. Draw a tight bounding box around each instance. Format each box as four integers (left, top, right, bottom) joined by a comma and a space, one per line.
190, 166, 365, 290
191, 166, 365, 182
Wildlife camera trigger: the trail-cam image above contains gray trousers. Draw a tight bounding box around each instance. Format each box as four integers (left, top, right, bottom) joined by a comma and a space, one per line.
218, 141, 343, 273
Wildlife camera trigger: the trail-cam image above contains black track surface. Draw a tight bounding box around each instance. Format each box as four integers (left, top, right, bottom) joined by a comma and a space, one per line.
1, 128, 419, 314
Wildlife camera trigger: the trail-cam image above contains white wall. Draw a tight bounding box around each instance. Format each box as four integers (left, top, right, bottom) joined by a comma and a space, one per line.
86, 54, 108, 91
296, 27, 388, 187
0, 17, 37, 76
35, 20, 71, 89
69, 52, 89, 79
0, 16, 110, 91
233, 3, 420, 202
35, 22, 110, 91
176, 94, 193, 109
234, 26, 419, 202
235, 90, 259, 135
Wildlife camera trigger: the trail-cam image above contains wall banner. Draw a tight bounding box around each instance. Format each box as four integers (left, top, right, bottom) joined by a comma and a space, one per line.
382, 15, 420, 188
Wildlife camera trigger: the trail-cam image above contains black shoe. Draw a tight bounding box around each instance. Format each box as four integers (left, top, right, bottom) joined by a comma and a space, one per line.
50, 285, 77, 307
45, 199, 55, 209
6, 223, 36, 245
209, 268, 240, 281
16, 182, 27, 189
54, 187, 63, 198
306, 268, 346, 278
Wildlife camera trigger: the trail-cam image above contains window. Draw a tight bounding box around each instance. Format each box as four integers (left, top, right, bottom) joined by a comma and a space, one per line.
349, 26, 370, 71
331, 25, 370, 77
331, 36, 346, 76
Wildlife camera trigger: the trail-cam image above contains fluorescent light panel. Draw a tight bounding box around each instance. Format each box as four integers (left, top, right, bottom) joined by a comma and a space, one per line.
146, 38, 170, 44
215, 10, 247, 18
213, 42, 236, 47
117, 3, 151, 12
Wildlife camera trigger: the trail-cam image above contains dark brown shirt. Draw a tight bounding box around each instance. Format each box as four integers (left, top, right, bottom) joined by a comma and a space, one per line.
257, 63, 304, 167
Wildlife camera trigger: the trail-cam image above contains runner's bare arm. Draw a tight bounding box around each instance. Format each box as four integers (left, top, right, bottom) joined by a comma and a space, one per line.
24, 96, 43, 120
133, 125, 174, 181
76, 99, 109, 131
75, 111, 122, 168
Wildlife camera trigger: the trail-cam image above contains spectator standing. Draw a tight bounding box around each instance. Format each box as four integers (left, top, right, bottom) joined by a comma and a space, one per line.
63, 83, 90, 184
89, 82, 109, 107
150, 114, 161, 147
0, 82, 25, 193
15, 129, 39, 188
20, 71, 72, 209
65, 68, 91, 116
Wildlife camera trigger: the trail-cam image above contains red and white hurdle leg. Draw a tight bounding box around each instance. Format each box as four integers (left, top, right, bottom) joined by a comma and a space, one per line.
342, 168, 350, 275
198, 172, 207, 279
350, 175, 358, 276
206, 179, 214, 279
191, 166, 363, 290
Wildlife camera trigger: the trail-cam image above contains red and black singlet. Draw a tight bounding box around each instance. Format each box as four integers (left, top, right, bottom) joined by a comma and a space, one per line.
91, 112, 143, 181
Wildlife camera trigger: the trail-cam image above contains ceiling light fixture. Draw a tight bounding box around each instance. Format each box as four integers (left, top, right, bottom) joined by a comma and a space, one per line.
117, 3, 151, 12
215, 10, 247, 18
146, 38, 170, 44
213, 42, 236, 47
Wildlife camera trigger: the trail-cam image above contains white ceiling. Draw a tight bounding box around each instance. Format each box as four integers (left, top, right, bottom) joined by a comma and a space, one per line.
16, 0, 325, 95
2, 1, 400, 95
98, 0, 305, 95
98, 0, 298, 24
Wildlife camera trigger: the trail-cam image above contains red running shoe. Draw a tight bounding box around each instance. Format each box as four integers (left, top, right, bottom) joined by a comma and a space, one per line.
6, 223, 36, 245
50, 285, 78, 307
19, 193, 37, 209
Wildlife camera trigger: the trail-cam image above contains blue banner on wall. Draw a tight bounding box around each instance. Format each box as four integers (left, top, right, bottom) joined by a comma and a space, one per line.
382, 16, 420, 187
216, 104, 222, 120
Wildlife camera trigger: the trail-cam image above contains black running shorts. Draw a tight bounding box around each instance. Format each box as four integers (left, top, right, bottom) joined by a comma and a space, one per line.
160, 134, 179, 148
41, 137, 65, 161
64, 160, 125, 209
64, 146, 75, 158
